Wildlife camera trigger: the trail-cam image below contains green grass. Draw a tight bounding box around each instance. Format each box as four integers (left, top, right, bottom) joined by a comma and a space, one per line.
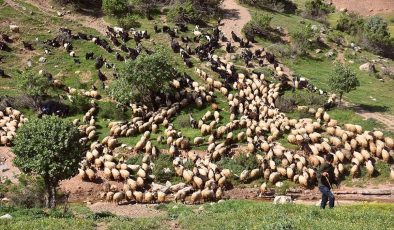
327, 108, 384, 131
342, 160, 394, 187
169, 200, 394, 230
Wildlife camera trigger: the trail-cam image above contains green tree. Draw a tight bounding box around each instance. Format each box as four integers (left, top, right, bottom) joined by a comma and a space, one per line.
336, 12, 364, 35
328, 64, 360, 105
109, 47, 178, 107
13, 116, 83, 208
17, 71, 51, 108
304, 0, 334, 18
102, 0, 128, 15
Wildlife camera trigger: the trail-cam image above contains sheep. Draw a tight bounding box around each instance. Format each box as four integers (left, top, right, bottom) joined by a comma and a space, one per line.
113, 192, 125, 204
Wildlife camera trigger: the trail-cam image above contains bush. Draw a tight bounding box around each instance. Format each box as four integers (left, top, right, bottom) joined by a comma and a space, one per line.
276, 90, 327, 112
304, 0, 334, 19
152, 154, 176, 183
167, 0, 201, 23
243, 14, 273, 37
361, 16, 393, 57
218, 154, 259, 177
326, 30, 344, 45
240, 0, 297, 13
328, 64, 359, 104
98, 102, 131, 120
102, 0, 128, 15
336, 12, 364, 35
268, 43, 293, 58
69, 94, 91, 115
116, 14, 141, 30
7, 174, 46, 208
290, 25, 315, 55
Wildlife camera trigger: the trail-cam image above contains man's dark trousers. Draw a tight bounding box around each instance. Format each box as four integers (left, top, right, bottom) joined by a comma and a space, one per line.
319, 185, 335, 209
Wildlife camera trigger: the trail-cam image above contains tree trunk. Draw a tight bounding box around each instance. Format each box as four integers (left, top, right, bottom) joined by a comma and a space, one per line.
339, 92, 343, 106
44, 176, 57, 208
51, 185, 56, 208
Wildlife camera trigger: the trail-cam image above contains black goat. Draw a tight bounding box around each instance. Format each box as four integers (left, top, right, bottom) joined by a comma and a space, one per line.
22, 41, 33, 50
85, 52, 94, 60
1, 34, 12, 43
98, 70, 107, 81
95, 56, 104, 69
115, 52, 124, 61
0, 42, 11, 51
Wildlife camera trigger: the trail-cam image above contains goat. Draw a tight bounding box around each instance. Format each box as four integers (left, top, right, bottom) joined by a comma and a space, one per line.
22, 41, 33, 50
95, 56, 104, 69
98, 70, 107, 82
85, 52, 94, 60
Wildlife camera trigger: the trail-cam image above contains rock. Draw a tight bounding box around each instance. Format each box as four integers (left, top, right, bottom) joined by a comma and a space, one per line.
348, 60, 354, 64
27, 59, 33, 68
339, 8, 347, 12
325, 50, 335, 58
39, 57, 46, 63
57, 11, 64, 17
0, 214, 12, 219
273, 196, 293, 205
198, 206, 205, 212
9, 25, 19, 33
359, 63, 371, 71
75, 70, 81, 75
315, 49, 322, 54
275, 181, 283, 188
218, 199, 225, 203
311, 25, 318, 31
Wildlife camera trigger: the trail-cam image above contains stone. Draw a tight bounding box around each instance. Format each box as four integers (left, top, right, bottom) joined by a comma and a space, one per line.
315, 49, 322, 54
273, 196, 293, 205
359, 63, 371, 71
0, 214, 12, 219
275, 181, 283, 188
39, 57, 46, 63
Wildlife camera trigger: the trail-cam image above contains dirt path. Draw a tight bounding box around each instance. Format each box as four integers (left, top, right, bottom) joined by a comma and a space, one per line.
219, 0, 251, 40
331, 0, 394, 16
356, 108, 394, 131
89, 202, 165, 218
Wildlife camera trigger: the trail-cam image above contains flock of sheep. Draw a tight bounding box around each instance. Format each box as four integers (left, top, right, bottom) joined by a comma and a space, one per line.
1, 20, 394, 205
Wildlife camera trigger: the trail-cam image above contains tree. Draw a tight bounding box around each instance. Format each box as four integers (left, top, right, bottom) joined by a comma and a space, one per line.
16, 71, 51, 109
102, 0, 128, 15
13, 116, 83, 208
290, 25, 315, 55
109, 46, 178, 107
328, 64, 360, 105
304, 0, 334, 18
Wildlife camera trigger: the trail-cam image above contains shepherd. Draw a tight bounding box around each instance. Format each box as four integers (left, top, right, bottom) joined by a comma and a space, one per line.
317, 154, 338, 209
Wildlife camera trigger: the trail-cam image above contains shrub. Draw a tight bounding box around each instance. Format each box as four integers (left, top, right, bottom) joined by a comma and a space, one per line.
243, 14, 273, 37
102, 0, 128, 15
326, 30, 344, 45
116, 14, 141, 30
361, 16, 393, 57
290, 25, 315, 55
7, 174, 46, 208
152, 154, 176, 183
218, 154, 259, 177
336, 12, 364, 35
268, 43, 293, 58
69, 94, 91, 115
98, 102, 131, 120
167, 0, 201, 23
110, 46, 178, 107
240, 0, 297, 13
304, 0, 334, 19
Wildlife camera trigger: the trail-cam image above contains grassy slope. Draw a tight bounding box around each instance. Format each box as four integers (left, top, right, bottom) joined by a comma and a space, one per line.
245, 4, 394, 115
1, 202, 394, 230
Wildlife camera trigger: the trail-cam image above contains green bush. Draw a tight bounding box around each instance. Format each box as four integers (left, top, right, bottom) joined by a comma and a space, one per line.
152, 154, 176, 183
290, 25, 315, 55
218, 154, 259, 178
361, 16, 393, 57
102, 0, 128, 15
116, 14, 141, 30
304, 0, 334, 18
7, 174, 46, 208
326, 30, 344, 45
336, 12, 365, 35
167, 0, 201, 23
328, 64, 359, 105
240, 0, 297, 13
69, 94, 91, 115
243, 14, 273, 37
276, 90, 327, 112
98, 102, 131, 121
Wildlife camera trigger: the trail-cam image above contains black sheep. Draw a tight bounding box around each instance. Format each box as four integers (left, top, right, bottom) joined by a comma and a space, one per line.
98, 70, 107, 81
95, 56, 104, 69
115, 52, 124, 61
22, 41, 33, 50
85, 52, 94, 60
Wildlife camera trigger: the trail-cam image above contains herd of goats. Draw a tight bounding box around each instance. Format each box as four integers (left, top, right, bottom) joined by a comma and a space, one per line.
1, 21, 394, 205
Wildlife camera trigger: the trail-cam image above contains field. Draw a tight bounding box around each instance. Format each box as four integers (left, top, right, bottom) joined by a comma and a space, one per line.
1, 201, 394, 230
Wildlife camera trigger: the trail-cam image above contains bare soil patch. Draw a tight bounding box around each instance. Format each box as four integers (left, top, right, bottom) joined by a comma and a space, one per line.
88, 202, 165, 218
0, 147, 20, 183
331, 0, 394, 16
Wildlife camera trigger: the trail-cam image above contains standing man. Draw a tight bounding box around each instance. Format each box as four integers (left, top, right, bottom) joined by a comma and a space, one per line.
317, 154, 337, 209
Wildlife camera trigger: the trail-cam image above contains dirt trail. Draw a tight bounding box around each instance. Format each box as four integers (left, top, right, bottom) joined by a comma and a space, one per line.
219, 0, 251, 40
356, 108, 394, 131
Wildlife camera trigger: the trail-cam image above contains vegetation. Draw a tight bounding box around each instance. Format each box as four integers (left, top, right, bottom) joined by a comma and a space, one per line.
361, 16, 394, 57
102, 0, 129, 15
6, 175, 46, 208
328, 64, 360, 105
303, 0, 334, 20
12, 116, 83, 208
243, 14, 273, 38
16, 71, 52, 109
167, 0, 222, 23
290, 25, 315, 55
240, 0, 297, 13
109, 47, 178, 107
